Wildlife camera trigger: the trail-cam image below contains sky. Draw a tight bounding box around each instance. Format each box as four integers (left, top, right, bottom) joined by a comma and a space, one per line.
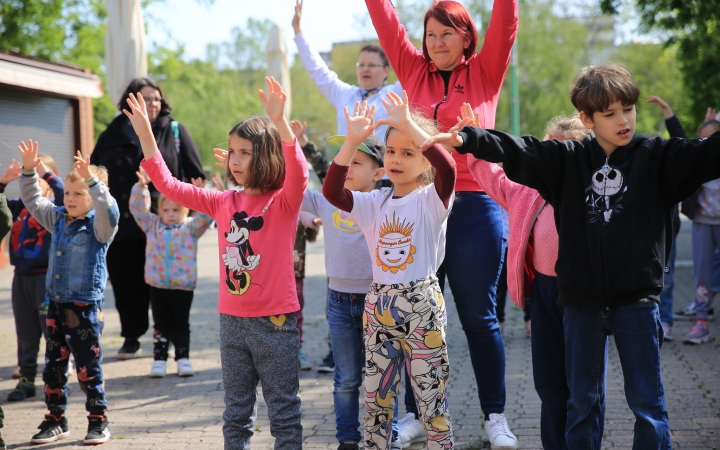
144, 0, 373, 60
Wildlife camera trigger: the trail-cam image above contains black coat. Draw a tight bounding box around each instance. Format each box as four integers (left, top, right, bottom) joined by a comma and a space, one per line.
91, 113, 205, 241
457, 126, 720, 308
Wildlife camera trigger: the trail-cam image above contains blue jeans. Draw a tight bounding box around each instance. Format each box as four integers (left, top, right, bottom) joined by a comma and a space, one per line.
564, 301, 671, 449
658, 237, 677, 326
327, 289, 366, 443
438, 192, 506, 416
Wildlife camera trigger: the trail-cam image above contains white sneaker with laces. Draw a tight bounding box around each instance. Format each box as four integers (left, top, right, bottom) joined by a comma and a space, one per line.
177, 358, 194, 377
149, 360, 167, 378
484, 413, 518, 450
398, 413, 426, 448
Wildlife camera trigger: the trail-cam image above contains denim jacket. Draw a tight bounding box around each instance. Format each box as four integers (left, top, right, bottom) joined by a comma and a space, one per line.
20, 171, 119, 304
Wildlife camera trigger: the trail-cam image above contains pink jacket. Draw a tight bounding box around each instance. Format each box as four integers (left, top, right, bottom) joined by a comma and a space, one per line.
468, 156, 547, 308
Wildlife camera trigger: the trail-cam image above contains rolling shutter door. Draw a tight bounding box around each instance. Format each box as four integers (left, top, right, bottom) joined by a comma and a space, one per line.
0, 87, 76, 199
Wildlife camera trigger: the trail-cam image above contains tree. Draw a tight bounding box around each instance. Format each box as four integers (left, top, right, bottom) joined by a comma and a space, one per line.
599, 0, 720, 128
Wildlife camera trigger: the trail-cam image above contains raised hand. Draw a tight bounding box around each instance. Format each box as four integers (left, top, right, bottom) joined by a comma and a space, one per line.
17, 140, 41, 171
73, 151, 92, 180
259, 76, 287, 123
646, 96, 673, 118
190, 177, 205, 189
418, 122, 470, 152
212, 171, 226, 192
455, 102, 479, 128
375, 91, 412, 132
0, 159, 21, 184
290, 120, 309, 147
292, 0, 303, 35
344, 100, 377, 144
122, 92, 153, 138
135, 166, 151, 185
706, 107, 719, 122
213, 148, 228, 169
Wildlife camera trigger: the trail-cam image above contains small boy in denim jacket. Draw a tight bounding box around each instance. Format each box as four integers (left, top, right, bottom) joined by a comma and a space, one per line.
18, 140, 119, 446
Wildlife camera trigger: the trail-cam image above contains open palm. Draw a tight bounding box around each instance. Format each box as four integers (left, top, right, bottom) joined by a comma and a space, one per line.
344, 101, 377, 143
259, 76, 287, 122
122, 92, 153, 137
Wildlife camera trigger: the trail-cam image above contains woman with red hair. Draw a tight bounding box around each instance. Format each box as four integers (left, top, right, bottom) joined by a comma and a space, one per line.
365, 1, 519, 449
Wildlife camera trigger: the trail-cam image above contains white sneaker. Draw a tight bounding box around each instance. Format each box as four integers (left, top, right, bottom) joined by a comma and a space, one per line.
149, 360, 167, 378
484, 413, 518, 450
398, 413, 426, 448
177, 358, 194, 377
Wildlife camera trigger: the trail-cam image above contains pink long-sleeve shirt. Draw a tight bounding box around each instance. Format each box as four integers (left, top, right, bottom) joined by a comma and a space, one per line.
140, 139, 308, 317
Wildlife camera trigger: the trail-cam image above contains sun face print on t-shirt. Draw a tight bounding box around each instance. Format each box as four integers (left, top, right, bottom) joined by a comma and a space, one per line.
376, 212, 416, 273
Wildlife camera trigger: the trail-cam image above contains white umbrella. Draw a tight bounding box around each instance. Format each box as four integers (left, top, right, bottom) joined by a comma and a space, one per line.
105, 0, 148, 105
266, 23, 292, 119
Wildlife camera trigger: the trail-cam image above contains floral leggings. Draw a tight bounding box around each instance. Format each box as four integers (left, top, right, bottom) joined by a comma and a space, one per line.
363, 276, 453, 450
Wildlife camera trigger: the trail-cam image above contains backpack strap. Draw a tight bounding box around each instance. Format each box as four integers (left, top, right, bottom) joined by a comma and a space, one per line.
171, 121, 185, 181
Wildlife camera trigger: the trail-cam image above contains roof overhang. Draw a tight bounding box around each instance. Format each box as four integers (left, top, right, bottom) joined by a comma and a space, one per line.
0, 53, 104, 99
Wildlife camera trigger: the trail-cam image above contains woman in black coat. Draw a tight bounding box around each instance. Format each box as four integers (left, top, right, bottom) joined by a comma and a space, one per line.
91, 78, 205, 359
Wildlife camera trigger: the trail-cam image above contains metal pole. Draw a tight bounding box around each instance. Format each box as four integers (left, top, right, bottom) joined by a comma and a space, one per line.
510, 42, 520, 135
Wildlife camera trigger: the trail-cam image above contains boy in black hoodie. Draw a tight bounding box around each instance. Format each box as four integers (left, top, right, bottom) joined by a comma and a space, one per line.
423, 64, 720, 449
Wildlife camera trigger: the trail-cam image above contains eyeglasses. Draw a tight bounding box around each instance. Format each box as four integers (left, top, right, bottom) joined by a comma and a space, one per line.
142, 97, 162, 104
356, 63, 384, 70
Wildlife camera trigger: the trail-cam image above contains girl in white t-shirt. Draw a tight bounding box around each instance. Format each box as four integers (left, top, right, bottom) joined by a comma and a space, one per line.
323, 92, 468, 450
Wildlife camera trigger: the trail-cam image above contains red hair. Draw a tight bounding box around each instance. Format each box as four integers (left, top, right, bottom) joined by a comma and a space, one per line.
423, 1, 478, 63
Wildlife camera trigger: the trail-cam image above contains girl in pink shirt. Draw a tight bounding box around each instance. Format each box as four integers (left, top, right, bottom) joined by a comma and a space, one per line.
123, 77, 309, 449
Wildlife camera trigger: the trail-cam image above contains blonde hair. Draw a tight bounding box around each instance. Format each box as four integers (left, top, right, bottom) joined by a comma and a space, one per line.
38, 154, 58, 174
158, 194, 189, 220
543, 115, 592, 141
385, 111, 444, 188
66, 165, 108, 185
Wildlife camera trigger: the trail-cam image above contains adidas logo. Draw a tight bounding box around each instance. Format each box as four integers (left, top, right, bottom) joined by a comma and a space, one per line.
454, 83, 464, 93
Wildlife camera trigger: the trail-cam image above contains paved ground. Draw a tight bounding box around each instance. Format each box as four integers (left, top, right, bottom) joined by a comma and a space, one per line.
1, 217, 719, 449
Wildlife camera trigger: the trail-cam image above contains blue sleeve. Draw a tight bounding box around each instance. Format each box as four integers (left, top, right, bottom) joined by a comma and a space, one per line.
44, 172, 65, 206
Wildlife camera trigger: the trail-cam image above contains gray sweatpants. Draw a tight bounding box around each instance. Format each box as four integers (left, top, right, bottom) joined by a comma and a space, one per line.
11, 273, 49, 381
219, 313, 302, 450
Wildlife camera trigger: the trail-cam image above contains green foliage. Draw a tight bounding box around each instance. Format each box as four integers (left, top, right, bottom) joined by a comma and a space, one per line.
599, 0, 720, 127
487, 0, 590, 136
613, 43, 689, 136
149, 46, 265, 164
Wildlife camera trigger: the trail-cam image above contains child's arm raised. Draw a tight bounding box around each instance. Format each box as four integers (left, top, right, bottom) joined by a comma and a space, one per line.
73, 152, 119, 244
376, 91, 462, 208
322, 101, 377, 212
420, 123, 570, 204
261, 76, 309, 210
187, 177, 213, 239
125, 93, 221, 217
36, 160, 65, 206
17, 140, 60, 231
129, 167, 156, 233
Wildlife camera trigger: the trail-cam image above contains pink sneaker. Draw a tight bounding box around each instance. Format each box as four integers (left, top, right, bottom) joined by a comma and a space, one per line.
683, 321, 711, 345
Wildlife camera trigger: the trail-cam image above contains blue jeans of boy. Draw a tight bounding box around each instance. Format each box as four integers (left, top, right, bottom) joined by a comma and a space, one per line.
564, 301, 671, 449
438, 192, 506, 416
327, 289, 365, 443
